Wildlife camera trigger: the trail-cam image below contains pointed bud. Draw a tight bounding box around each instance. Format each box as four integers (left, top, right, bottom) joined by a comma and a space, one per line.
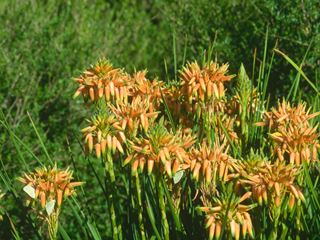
95, 143, 101, 159
165, 161, 172, 177
209, 222, 215, 240
147, 160, 154, 174
89, 87, 95, 101
215, 222, 221, 239
104, 85, 110, 101
101, 139, 107, 156
131, 160, 139, 175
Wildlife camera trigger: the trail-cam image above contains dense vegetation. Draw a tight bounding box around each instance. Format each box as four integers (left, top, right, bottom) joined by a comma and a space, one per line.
0, 0, 319, 239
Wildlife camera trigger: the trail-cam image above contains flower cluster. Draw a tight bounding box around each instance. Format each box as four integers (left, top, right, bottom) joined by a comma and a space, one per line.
109, 96, 159, 136
186, 141, 239, 183
74, 59, 131, 103
129, 70, 166, 110
239, 159, 304, 208
19, 166, 83, 208
72, 59, 319, 239
257, 101, 319, 165
125, 125, 194, 176
82, 114, 125, 158
180, 61, 234, 103
199, 191, 255, 240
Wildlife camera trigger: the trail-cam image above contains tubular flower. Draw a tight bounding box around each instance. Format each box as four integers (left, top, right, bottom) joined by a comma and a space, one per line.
129, 70, 167, 111
180, 61, 234, 104
18, 166, 83, 208
109, 95, 159, 136
82, 113, 126, 158
165, 84, 191, 126
199, 191, 256, 240
125, 125, 195, 177
271, 124, 319, 165
257, 101, 319, 130
257, 100, 320, 165
74, 59, 131, 103
239, 161, 304, 208
186, 141, 240, 183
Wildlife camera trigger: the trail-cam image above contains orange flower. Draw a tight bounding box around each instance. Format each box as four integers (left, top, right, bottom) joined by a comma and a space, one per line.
82, 113, 125, 157
18, 166, 83, 208
186, 141, 240, 183
199, 190, 255, 240
109, 95, 159, 136
125, 125, 195, 177
257, 100, 319, 165
180, 61, 234, 104
74, 59, 131, 103
257, 101, 319, 130
239, 160, 304, 208
129, 70, 166, 111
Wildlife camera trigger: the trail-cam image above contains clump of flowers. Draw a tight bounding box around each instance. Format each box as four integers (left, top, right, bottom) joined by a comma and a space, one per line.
125, 124, 194, 177
199, 190, 255, 240
186, 141, 239, 183
239, 160, 304, 208
74, 59, 131, 103
82, 113, 125, 158
180, 61, 234, 103
109, 95, 159, 136
129, 70, 166, 111
177, 61, 234, 121
257, 100, 319, 165
71, 58, 319, 239
19, 166, 83, 240
19, 166, 83, 208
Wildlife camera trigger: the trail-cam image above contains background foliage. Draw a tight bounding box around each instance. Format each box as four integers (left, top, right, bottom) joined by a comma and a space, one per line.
0, 0, 319, 239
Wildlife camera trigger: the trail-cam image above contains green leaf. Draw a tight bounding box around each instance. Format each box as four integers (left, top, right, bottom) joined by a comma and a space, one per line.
274, 48, 320, 95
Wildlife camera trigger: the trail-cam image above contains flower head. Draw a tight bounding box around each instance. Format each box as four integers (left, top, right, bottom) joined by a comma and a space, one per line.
180, 61, 234, 104
187, 141, 239, 183
130, 70, 166, 111
240, 160, 304, 208
199, 190, 255, 240
257, 100, 319, 165
19, 166, 83, 208
109, 95, 159, 136
125, 125, 194, 177
74, 59, 131, 103
82, 113, 126, 158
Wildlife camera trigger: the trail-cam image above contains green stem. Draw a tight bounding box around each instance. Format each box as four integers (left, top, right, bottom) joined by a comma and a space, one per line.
48, 210, 59, 240
157, 176, 170, 240
135, 173, 146, 240
160, 178, 185, 237
105, 152, 121, 240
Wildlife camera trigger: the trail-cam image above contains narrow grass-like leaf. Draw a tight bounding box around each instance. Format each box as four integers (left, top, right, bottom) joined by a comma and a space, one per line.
274, 49, 320, 95
27, 111, 53, 165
